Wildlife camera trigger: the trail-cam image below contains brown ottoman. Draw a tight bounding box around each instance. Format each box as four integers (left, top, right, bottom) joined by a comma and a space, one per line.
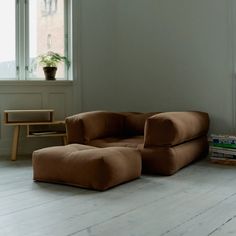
32, 144, 142, 191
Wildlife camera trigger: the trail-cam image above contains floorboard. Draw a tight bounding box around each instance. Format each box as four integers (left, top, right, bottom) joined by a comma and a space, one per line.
0, 157, 236, 236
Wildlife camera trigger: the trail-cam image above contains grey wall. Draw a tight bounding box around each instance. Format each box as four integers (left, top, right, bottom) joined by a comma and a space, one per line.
79, 0, 116, 110
80, 0, 235, 133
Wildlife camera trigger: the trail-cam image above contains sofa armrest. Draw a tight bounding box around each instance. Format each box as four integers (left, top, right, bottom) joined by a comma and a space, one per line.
66, 111, 125, 144
66, 114, 85, 144
144, 111, 209, 147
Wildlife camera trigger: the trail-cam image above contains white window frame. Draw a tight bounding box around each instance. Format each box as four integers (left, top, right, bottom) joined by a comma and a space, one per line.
13, 0, 73, 81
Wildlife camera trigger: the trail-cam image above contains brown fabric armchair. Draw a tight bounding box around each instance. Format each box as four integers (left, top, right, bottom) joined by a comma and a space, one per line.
66, 111, 209, 175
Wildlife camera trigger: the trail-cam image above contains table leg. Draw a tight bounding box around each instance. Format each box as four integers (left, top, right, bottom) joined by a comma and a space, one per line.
11, 125, 20, 161
62, 136, 67, 145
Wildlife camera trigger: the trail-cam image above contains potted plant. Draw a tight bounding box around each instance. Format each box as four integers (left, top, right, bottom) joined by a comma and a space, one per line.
37, 51, 70, 80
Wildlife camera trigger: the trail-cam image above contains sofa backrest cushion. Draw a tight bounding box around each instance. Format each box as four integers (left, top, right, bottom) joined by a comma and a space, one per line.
81, 111, 125, 141
124, 112, 160, 136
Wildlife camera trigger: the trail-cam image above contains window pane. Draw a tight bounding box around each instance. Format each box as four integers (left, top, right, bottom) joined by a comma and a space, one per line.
29, 0, 66, 80
0, 1, 16, 79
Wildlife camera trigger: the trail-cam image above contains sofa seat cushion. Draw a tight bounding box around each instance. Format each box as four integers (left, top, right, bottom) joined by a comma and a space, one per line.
87, 136, 144, 148
33, 145, 142, 191
141, 136, 208, 175
31, 144, 97, 157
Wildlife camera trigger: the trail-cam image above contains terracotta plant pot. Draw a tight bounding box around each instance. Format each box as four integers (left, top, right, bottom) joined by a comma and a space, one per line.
43, 67, 57, 80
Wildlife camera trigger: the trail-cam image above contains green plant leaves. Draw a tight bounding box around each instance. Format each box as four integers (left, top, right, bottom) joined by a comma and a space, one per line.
38, 51, 70, 68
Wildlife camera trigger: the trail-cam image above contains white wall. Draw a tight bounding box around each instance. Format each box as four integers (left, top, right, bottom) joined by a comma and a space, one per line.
0, 81, 76, 156
80, 0, 235, 134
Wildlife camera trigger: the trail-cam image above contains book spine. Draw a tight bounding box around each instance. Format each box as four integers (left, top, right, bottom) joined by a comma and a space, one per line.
211, 134, 236, 148
210, 147, 236, 159
210, 146, 236, 155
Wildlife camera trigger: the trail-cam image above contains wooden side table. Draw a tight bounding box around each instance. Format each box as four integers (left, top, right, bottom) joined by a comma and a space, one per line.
3, 110, 67, 161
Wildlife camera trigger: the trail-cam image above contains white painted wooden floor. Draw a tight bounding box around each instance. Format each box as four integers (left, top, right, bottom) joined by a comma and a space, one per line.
1, 156, 236, 236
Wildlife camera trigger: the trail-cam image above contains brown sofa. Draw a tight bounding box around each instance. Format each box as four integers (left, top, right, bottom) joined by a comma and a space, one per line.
66, 111, 209, 175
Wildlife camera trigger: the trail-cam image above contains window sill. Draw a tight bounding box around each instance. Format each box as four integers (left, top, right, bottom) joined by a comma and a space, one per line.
0, 80, 74, 86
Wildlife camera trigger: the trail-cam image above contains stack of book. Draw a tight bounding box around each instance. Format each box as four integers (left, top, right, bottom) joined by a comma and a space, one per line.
210, 134, 236, 164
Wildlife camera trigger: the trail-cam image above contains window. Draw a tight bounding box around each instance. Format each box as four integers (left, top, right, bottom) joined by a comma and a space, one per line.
0, 0, 72, 81
0, 1, 16, 79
